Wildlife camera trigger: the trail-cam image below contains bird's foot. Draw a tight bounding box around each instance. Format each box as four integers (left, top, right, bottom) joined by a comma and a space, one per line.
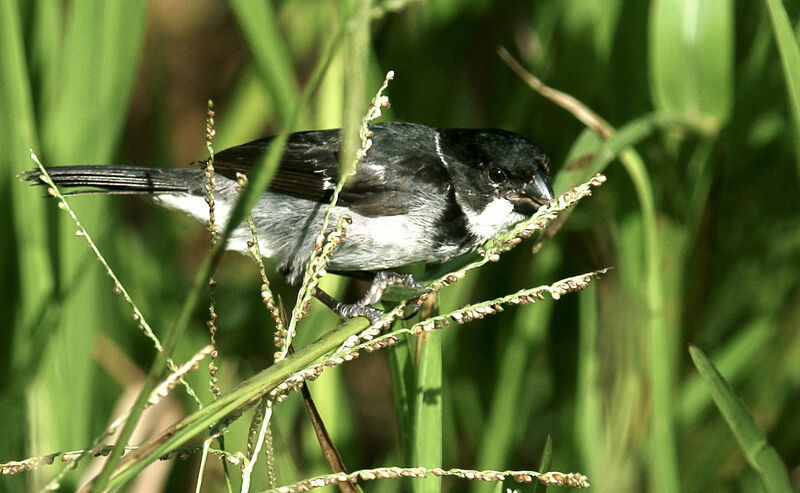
312, 288, 385, 324
359, 271, 422, 307
313, 271, 422, 324
336, 303, 385, 324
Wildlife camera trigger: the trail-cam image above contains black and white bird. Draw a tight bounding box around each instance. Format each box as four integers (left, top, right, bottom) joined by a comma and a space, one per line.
22, 122, 554, 321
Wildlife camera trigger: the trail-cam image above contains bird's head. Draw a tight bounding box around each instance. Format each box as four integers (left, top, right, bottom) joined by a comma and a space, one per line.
436, 128, 553, 240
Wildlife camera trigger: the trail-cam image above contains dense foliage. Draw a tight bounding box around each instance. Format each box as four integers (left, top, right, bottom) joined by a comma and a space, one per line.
1, 1, 798, 491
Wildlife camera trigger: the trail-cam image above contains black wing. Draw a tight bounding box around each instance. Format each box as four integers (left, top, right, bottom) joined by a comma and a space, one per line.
213, 129, 341, 203
211, 123, 448, 217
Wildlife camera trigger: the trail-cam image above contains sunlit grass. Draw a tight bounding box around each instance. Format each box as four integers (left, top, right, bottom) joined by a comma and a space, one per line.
1, 1, 799, 492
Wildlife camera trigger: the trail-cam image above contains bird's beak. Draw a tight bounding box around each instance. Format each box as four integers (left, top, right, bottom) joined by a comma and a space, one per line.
506, 170, 554, 214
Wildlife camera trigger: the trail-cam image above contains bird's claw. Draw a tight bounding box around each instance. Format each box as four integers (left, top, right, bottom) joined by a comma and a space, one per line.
360, 271, 422, 307
335, 303, 385, 324
313, 271, 422, 324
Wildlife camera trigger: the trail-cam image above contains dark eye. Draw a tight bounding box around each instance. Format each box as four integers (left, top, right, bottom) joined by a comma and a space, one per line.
487, 167, 508, 184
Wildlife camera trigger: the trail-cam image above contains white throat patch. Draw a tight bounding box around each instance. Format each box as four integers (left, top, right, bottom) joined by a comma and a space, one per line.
434, 132, 448, 167
465, 197, 523, 241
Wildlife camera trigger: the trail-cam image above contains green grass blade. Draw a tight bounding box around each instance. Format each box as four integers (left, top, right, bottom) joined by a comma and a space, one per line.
229, 0, 301, 126
388, 332, 415, 466
618, 146, 679, 493
28, 0, 62, 102
688, 345, 792, 493
574, 285, 601, 481
763, 0, 800, 176
412, 331, 443, 493
105, 317, 371, 490
564, 112, 684, 493
530, 433, 553, 493
552, 128, 604, 195
0, 3, 48, 489
16, 2, 146, 488
554, 112, 689, 194
648, 0, 734, 134
679, 319, 772, 424
41, 0, 145, 162
215, 68, 273, 149
0, 0, 48, 333
339, 0, 370, 178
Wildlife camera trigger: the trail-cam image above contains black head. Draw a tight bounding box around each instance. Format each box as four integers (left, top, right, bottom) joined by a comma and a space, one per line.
436, 128, 553, 240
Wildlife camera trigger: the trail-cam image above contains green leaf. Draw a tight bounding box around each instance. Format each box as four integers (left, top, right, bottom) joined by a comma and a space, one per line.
105, 317, 371, 490
689, 345, 792, 493
649, 0, 734, 134
530, 434, 553, 493
0, 0, 48, 330
340, 0, 371, 178
230, 0, 301, 126
41, 0, 145, 162
763, 0, 800, 176
24, 2, 146, 487
412, 331, 442, 493
388, 331, 415, 466
0, 3, 49, 489
574, 286, 600, 481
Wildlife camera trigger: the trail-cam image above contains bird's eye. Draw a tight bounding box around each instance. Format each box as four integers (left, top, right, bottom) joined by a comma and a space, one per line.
487, 167, 508, 184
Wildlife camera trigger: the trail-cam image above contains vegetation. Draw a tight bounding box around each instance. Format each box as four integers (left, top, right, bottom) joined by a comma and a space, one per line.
1, 1, 798, 492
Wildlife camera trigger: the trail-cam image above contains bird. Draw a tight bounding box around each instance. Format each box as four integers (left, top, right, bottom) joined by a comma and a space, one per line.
22, 122, 554, 322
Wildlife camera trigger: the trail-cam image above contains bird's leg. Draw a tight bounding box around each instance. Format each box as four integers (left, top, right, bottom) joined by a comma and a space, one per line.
312, 271, 422, 323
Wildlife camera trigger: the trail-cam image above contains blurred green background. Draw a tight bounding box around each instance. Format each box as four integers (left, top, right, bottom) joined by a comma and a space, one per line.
1, 0, 799, 492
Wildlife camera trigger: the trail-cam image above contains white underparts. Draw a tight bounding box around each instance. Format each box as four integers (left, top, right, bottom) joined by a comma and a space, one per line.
153, 191, 274, 256
154, 193, 221, 224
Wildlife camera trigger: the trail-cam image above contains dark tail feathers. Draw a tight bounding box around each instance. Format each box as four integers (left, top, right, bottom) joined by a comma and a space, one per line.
19, 165, 197, 194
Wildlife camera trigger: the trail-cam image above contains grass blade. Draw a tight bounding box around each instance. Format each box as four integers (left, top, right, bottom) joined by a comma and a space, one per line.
0, 0, 48, 336
340, 0, 370, 178
648, 0, 734, 133
105, 317, 370, 490
388, 332, 415, 467
763, 0, 800, 176
0, 3, 49, 489
28, 2, 146, 487
498, 52, 684, 491
530, 433, 553, 493
688, 345, 792, 493
412, 330, 443, 493
229, 0, 301, 125
574, 285, 600, 481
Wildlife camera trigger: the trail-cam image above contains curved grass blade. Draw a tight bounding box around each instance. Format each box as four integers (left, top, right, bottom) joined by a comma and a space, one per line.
688, 345, 792, 493
104, 317, 370, 490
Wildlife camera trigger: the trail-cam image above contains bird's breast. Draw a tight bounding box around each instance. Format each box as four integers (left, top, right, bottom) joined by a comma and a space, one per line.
327, 204, 469, 271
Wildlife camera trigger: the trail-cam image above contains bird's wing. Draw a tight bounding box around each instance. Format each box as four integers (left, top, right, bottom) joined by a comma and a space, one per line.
211, 126, 448, 217
212, 129, 341, 203
338, 153, 449, 216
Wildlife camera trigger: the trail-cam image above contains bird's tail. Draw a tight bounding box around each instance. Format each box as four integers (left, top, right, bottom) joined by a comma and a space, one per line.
19, 165, 199, 194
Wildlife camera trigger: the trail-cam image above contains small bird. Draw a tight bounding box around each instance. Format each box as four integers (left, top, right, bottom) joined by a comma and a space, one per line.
22, 122, 553, 321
